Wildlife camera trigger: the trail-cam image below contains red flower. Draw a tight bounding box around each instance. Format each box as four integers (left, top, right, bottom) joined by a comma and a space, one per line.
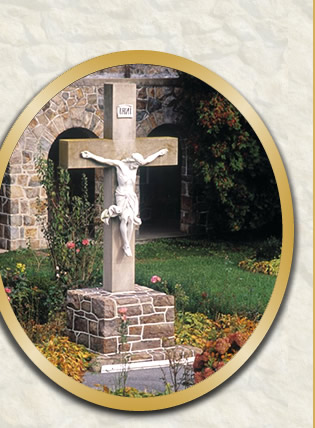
203, 367, 215, 378
150, 275, 161, 284
194, 372, 204, 384
118, 307, 128, 315
215, 337, 231, 355
82, 239, 89, 246
193, 353, 204, 370
4, 288, 11, 294
66, 241, 75, 249
213, 361, 225, 371
76, 248, 80, 253
234, 331, 247, 347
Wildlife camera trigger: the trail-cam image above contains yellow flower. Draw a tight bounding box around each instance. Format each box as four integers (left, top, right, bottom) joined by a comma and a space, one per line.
16, 263, 26, 273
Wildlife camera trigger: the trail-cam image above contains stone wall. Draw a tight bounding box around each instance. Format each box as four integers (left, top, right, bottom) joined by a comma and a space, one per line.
0, 68, 197, 250
67, 285, 175, 356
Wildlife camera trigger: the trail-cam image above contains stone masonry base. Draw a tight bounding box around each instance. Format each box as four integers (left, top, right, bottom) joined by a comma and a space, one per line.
67, 285, 175, 356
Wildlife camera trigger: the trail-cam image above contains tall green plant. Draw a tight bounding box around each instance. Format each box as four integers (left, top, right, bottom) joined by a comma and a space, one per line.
35, 157, 103, 289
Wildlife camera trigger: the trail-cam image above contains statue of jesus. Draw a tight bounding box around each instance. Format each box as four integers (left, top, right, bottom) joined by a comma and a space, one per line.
81, 148, 168, 257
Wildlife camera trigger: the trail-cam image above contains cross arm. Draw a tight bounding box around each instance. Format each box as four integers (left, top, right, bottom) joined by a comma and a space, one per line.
59, 138, 121, 169
135, 137, 178, 166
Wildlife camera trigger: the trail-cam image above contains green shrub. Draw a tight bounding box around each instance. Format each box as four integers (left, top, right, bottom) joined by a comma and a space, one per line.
255, 236, 281, 260
35, 156, 103, 289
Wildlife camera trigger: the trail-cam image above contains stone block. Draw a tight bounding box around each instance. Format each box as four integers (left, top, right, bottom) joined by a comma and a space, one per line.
25, 188, 40, 199
17, 175, 29, 186
81, 301, 91, 312
89, 321, 98, 335
140, 313, 165, 324
20, 200, 29, 214
67, 310, 73, 329
67, 292, 80, 310
9, 186, 24, 198
166, 308, 175, 322
77, 333, 89, 348
131, 340, 161, 351
99, 318, 120, 337
4, 226, 19, 240
128, 326, 142, 336
0, 214, 8, 225
10, 215, 22, 227
129, 352, 152, 362
9, 150, 22, 165
23, 216, 35, 226
86, 313, 97, 321
90, 337, 117, 354
74, 316, 88, 332
120, 305, 141, 316
119, 343, 131, 353
92, 296, 115, 319
153, 295, 174, 307
115, 297, 138, 305
142, 304, 154, 314
28, 175, 41, 187
25, 228, 37, 239
143, 324, 174, 339
161, 337, 176, 348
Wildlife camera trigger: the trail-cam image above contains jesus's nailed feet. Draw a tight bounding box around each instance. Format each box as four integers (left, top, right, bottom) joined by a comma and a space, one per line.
123, 245, 132, 257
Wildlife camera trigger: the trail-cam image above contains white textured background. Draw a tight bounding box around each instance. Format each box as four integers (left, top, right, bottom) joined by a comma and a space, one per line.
0, 1, 312, 426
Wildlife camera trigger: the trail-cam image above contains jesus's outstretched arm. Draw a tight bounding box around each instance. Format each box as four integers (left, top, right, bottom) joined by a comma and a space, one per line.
81, 150, 121, 167
141, 148, 168, 166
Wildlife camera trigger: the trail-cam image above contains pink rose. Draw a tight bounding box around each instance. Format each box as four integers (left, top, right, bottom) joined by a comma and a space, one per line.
7, 296, 10, 302
5, 288, 11, 294
66, 241, 75, 249
150, 275, 161, 284
118, 307, 128, 314
82, 239, 89, 246
76, 248, 80, 253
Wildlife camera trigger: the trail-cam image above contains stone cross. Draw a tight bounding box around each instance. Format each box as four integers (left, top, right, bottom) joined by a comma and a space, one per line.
59, 83, 178, 292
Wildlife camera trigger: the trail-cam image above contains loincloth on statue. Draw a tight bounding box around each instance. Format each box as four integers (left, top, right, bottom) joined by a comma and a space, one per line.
101, 189, 142, 226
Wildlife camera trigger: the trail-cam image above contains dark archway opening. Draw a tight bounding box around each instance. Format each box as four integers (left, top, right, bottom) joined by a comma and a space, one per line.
48, 128, 98, 205
139, 124, 182, 237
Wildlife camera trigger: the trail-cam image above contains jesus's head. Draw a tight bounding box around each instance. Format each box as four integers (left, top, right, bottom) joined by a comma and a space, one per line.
123, 153, 145, 168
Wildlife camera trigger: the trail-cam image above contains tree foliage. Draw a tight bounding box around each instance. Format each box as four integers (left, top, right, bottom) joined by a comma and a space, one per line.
182, 74, 281, 233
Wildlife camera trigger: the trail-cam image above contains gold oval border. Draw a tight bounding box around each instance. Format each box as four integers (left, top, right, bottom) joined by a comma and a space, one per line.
0, 51, 294, 412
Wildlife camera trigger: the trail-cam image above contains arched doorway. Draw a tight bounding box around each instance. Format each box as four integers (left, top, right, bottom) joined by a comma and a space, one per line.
139, 124, 182, 237
48, 128, 98, 205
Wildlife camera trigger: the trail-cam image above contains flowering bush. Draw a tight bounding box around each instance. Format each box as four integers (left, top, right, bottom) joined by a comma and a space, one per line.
175, 311, 258, 382
176, 312, 257, 350
36, 336, 94, 382
1, 261, 65, 327
239, 258, 280, 276
35, 157, 103, 289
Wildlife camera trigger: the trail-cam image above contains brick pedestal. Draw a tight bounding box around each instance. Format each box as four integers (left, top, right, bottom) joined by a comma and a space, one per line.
66, 285, 175, 356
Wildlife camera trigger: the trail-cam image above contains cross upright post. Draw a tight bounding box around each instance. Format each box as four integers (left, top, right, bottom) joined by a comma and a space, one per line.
59, 82, 178, 293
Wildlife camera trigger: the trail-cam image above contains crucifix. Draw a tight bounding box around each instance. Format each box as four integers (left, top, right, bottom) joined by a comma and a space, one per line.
59, 82, 178, 293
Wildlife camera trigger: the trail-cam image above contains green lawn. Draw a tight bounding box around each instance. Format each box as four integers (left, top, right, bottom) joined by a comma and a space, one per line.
0, 238, 277, 319
135, 239, 276, 318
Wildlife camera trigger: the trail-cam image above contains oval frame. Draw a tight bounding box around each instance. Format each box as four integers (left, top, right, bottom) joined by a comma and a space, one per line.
0, 51, 294, 411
